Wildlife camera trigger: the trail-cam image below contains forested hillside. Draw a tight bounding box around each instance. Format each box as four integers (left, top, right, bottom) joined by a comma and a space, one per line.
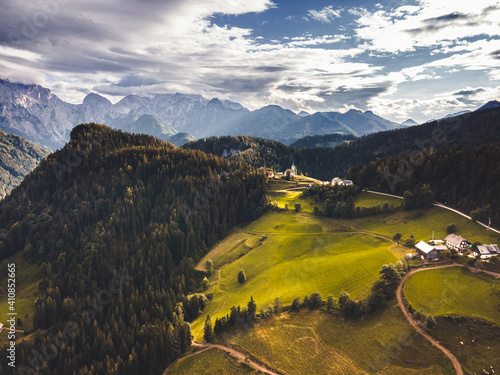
186, 107, 500, 180
0, 129, 50, 199
346, 142, 500, 227
0, 124, 267, 374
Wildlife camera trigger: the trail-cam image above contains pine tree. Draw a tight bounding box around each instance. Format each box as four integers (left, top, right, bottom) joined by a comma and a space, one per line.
203, 315, 213, 342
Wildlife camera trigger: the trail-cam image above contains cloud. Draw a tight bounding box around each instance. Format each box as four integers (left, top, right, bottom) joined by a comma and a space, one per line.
307, 6, 342, 23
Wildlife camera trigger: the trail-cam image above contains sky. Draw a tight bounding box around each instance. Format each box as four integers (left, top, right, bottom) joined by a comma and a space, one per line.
1, 0, 499, 123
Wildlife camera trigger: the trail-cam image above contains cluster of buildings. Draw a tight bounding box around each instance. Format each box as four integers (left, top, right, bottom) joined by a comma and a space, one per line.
267, 164, 297, 178
414, 234, 499, 261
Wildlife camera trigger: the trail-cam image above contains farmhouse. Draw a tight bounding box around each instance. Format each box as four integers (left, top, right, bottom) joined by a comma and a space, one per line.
415, 241, 440, 261
266, 170, 274, 178
331, 177, 354, 186
445, 234, 469, 252
473, 244, 500, 259
331, 177, 343, 185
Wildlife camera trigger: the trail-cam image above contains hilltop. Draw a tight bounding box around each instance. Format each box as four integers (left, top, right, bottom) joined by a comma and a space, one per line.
0, 123, 267, 374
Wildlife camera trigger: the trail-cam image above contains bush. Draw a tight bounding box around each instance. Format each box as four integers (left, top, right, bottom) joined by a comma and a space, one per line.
294, 203, 302, 211
238, 269, 247, 284
446, 223, 457, 234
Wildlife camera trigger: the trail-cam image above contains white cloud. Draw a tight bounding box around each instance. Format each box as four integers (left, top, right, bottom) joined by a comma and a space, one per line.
307, 6, 342, 23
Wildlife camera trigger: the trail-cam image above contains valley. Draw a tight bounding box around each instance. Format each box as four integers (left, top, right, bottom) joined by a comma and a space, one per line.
176, 186, 500, 374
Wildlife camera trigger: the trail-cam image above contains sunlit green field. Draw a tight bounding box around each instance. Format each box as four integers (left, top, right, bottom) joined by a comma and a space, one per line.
354, 191, 402, 209
191, 210, 397, 340
404, 267, 500, 326
357, 206, 500, 244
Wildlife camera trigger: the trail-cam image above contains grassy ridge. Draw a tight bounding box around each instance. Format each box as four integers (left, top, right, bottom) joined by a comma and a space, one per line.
220, 307, 453, 375
404, 267, 500, 326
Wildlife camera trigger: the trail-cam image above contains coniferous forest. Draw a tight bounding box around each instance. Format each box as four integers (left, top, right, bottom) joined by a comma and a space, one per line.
0, 124, 268, 375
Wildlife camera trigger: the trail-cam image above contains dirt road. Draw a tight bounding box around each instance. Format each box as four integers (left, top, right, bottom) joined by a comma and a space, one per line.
397, 264, 464, 375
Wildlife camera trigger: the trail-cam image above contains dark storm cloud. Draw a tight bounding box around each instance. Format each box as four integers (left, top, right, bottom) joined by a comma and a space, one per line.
405, 12, 478, 35
491, 50, 500, 59
453, 88, 485, 97
424, 12, 469, 23
311, 83, 393, 111
277, 84, 316, 92
254, 66, 289, 73
116, 75, 162, 87
212, 76, 280, 93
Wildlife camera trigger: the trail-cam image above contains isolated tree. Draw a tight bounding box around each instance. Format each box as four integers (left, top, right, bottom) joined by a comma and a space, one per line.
313, 206, 321, 215
238, 269, 246, 284
392, 233, 403, 246
294, 203, 302, 212
247, 296, 257, 321
201, 277, 209, 290
284, 202, 289, 210
446, 223, 457, 234
206, 259, 214, 275
204, 315, 213, 342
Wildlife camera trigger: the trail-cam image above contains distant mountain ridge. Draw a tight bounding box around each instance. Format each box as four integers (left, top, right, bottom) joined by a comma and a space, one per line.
0, 79, 404, 149
0, 129, 50, 198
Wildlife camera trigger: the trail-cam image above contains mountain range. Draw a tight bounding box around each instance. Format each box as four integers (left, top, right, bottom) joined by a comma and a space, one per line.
0, 129, 50, 198
0, 79, 406, 150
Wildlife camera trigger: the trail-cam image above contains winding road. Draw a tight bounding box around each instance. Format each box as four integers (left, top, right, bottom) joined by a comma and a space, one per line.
163, 340, 281, 375
397, 264, 464, 375
395, 263, 500, 375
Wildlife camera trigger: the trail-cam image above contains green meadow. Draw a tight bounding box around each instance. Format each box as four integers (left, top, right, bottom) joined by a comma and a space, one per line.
404, 267, 500, 326
354, 191, 402, 209
357, 206, 500, 244
192, 209, 397, 340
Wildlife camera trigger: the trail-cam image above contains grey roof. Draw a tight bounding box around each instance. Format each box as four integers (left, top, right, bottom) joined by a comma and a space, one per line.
445, 234, 467, 246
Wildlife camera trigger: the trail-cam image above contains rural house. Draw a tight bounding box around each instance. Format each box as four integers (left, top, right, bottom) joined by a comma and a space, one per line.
331, 177, 343, 185
415, 241, 440, 261
473, 244, 500, 259
445, 234, 468, 252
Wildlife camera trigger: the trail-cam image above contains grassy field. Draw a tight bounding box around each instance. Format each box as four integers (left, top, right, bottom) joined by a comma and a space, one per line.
354, 191, 402, 209
356, 206, 500, 244
168, 348, 258, 375
192, 210, 397, 340
268, 190, 318, 212
218, 306, 454, 375
0, 253, 41, 346
429, 316, 500, 375
404, 267, 500, 326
